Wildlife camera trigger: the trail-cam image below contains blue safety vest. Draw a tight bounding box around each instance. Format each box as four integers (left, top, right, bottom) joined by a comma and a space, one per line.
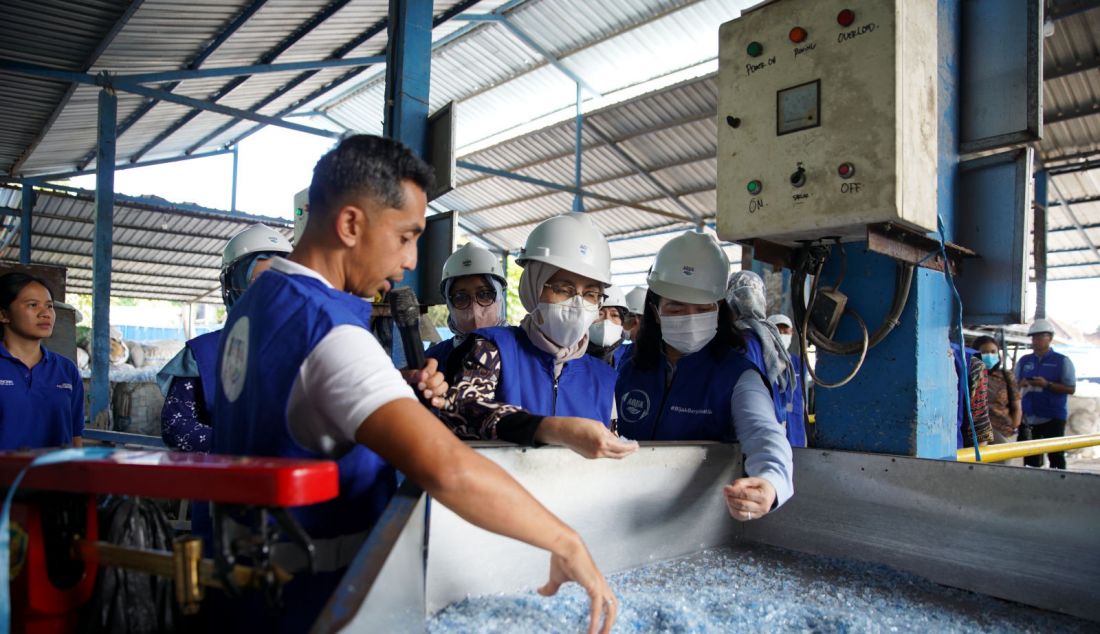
213, 270, 395, 541
1017, 351, 1071, 421
739, 330, 790, 427
186, 330, 221, 415
787, 354, 806, 448
612, 344, 629, 368
474, 326, 616, 424
615, 339, 763, 441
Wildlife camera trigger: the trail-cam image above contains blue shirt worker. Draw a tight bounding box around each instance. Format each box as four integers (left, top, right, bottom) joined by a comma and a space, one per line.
1015, 319, 1076, 469
767, 313, 807, 448
437, 213, 638, 460
426, 242, 507, 373
0, 272, 84, 450
586, 285, 631, 368
212, 135, 618, 634
156, 224, 292, 452
616, 231, 794, 522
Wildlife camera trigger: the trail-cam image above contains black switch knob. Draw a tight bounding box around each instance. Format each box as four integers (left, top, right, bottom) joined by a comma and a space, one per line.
726, 116, 741, 128
790, 167, 807, 188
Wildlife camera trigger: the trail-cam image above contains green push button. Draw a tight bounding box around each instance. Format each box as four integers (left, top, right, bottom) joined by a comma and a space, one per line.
747, 41, 763, 57
747, 180, 762, 195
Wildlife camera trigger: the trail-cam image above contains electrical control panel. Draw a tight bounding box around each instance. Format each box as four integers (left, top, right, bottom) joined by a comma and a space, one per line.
293, 187, 309, 244
716, 0, 938, 245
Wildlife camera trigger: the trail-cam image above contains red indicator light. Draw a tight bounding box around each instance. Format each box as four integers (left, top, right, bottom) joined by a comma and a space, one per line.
837, 9, 855, 27
789, 26, 808, 43
838, 163, 855, 179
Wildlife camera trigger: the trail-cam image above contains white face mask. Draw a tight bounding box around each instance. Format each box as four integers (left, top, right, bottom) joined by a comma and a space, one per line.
588, 320, 623, 347
660, 311, 718, 355
779, 333, 793, 349
537, 296, 599, 348
451, 302, 499, 335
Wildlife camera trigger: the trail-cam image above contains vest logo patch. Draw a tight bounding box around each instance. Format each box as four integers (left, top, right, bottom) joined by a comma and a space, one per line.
0, 379, 12, 386
55, 383, 72, 391
620, 389, 651, 423
221, 316, 251, 403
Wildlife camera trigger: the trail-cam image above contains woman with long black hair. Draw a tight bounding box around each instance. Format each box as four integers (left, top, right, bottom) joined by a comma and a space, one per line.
0, 272, 84, 449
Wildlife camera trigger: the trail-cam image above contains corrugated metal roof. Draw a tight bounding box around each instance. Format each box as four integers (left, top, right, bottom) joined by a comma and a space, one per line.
3, 0, 482, 177
0, 185, 292, 302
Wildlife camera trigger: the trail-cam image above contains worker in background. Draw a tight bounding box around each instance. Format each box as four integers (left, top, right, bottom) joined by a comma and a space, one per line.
213, 136, 617, 633
623, 286, 647, 341
726, 271, 796, 443
952, 339, 994, 448
156, 224, 292, 452
586, 285, 630, 368
615, 231, 793, 521
437, 213, 638, 460
767, 314, 806, 448
426, 242, 507, 373
1016, 319, 1076, 468
0, 272, 83, 450
973, 335, 1021, 445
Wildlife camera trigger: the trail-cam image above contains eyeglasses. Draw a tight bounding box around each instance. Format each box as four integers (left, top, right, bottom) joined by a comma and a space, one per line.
449, 288, 497, 310
543, 283, 606, 306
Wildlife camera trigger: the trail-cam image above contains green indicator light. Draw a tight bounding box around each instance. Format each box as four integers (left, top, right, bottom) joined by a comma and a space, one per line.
747, 180, 762, 195
746, 41, 763, 57
295, 208, 303, 216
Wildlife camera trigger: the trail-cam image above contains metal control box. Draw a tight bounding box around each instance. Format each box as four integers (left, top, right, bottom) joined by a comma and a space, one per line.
292, 187, 309, 244
716, 0, 938, 244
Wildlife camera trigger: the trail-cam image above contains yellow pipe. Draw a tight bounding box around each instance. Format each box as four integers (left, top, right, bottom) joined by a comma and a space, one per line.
957, 433, 1100, 463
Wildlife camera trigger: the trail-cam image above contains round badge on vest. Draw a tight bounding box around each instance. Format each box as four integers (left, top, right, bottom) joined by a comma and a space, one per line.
221, 316, 250, 403
620, 389, 651, 423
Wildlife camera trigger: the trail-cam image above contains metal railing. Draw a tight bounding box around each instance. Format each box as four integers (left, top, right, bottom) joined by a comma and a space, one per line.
957, 433, 1100, 463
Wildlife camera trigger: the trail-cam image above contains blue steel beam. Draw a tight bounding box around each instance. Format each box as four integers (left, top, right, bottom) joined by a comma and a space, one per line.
90, 88, 117, 426
224, 0, 506, 148
182, 13, 393, 155
16, 148, 232, 182
117, 55, 385, 84
9, 0, 146, 176
452, 14, 599, 96
34, 183, 292, 225
231, 145, 239, 212
573, 82, 584, 212
20, 182, 35, 264
126, 0, 354, 164
76, 0, 271, 169
457, 160, 697, 223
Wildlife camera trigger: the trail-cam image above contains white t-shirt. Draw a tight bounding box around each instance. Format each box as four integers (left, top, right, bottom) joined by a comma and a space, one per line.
269, 258, 416, 456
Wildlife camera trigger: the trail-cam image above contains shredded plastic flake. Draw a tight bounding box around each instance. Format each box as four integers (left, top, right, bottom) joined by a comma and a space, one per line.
428, 544, 1093, 633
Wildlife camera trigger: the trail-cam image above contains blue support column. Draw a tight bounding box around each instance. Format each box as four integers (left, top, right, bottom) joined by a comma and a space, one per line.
19, 181, 34, 264
814, 0, 959, 459
231, 144, 239, 212
384, 0, 433, 296
573, 82, 584, 212
90, 88, 117, 426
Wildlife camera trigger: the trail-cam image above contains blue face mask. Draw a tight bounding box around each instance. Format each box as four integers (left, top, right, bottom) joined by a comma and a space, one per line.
980, 353, 999, 370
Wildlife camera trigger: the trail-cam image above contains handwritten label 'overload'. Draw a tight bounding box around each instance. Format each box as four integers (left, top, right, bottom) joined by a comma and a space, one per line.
838, 23, 876, 43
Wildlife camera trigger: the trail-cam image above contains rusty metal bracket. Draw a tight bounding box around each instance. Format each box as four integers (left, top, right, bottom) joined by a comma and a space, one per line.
866, 223, 976, 274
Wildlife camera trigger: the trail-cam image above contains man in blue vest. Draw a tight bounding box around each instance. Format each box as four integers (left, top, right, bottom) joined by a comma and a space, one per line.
1015, 319, 1076, 469
213, 135, 617, 633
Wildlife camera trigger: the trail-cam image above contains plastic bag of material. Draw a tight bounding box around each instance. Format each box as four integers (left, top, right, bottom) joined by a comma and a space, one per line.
80, 497, 177, 634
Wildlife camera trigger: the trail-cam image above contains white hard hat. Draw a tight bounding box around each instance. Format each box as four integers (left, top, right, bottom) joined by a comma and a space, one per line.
515, 213, 611, 285
624, 286, 648, 315
439, 243, 507, 295
220, 224, 293, 306
222, 224, 292, 268
767, 314, 793, 329
1028, 318, 1056, 336
602, 285, 628, 311
647, 231, 730, 304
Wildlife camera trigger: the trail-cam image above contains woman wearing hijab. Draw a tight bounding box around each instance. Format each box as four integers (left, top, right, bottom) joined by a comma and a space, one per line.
586, 285, 630, 368
156, 224, 292, 452
438, 213, 638, 460
615, 231, 793, 521
427, 243, 508, 372
767, 313, 807, 448
726, 271, 797, 443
